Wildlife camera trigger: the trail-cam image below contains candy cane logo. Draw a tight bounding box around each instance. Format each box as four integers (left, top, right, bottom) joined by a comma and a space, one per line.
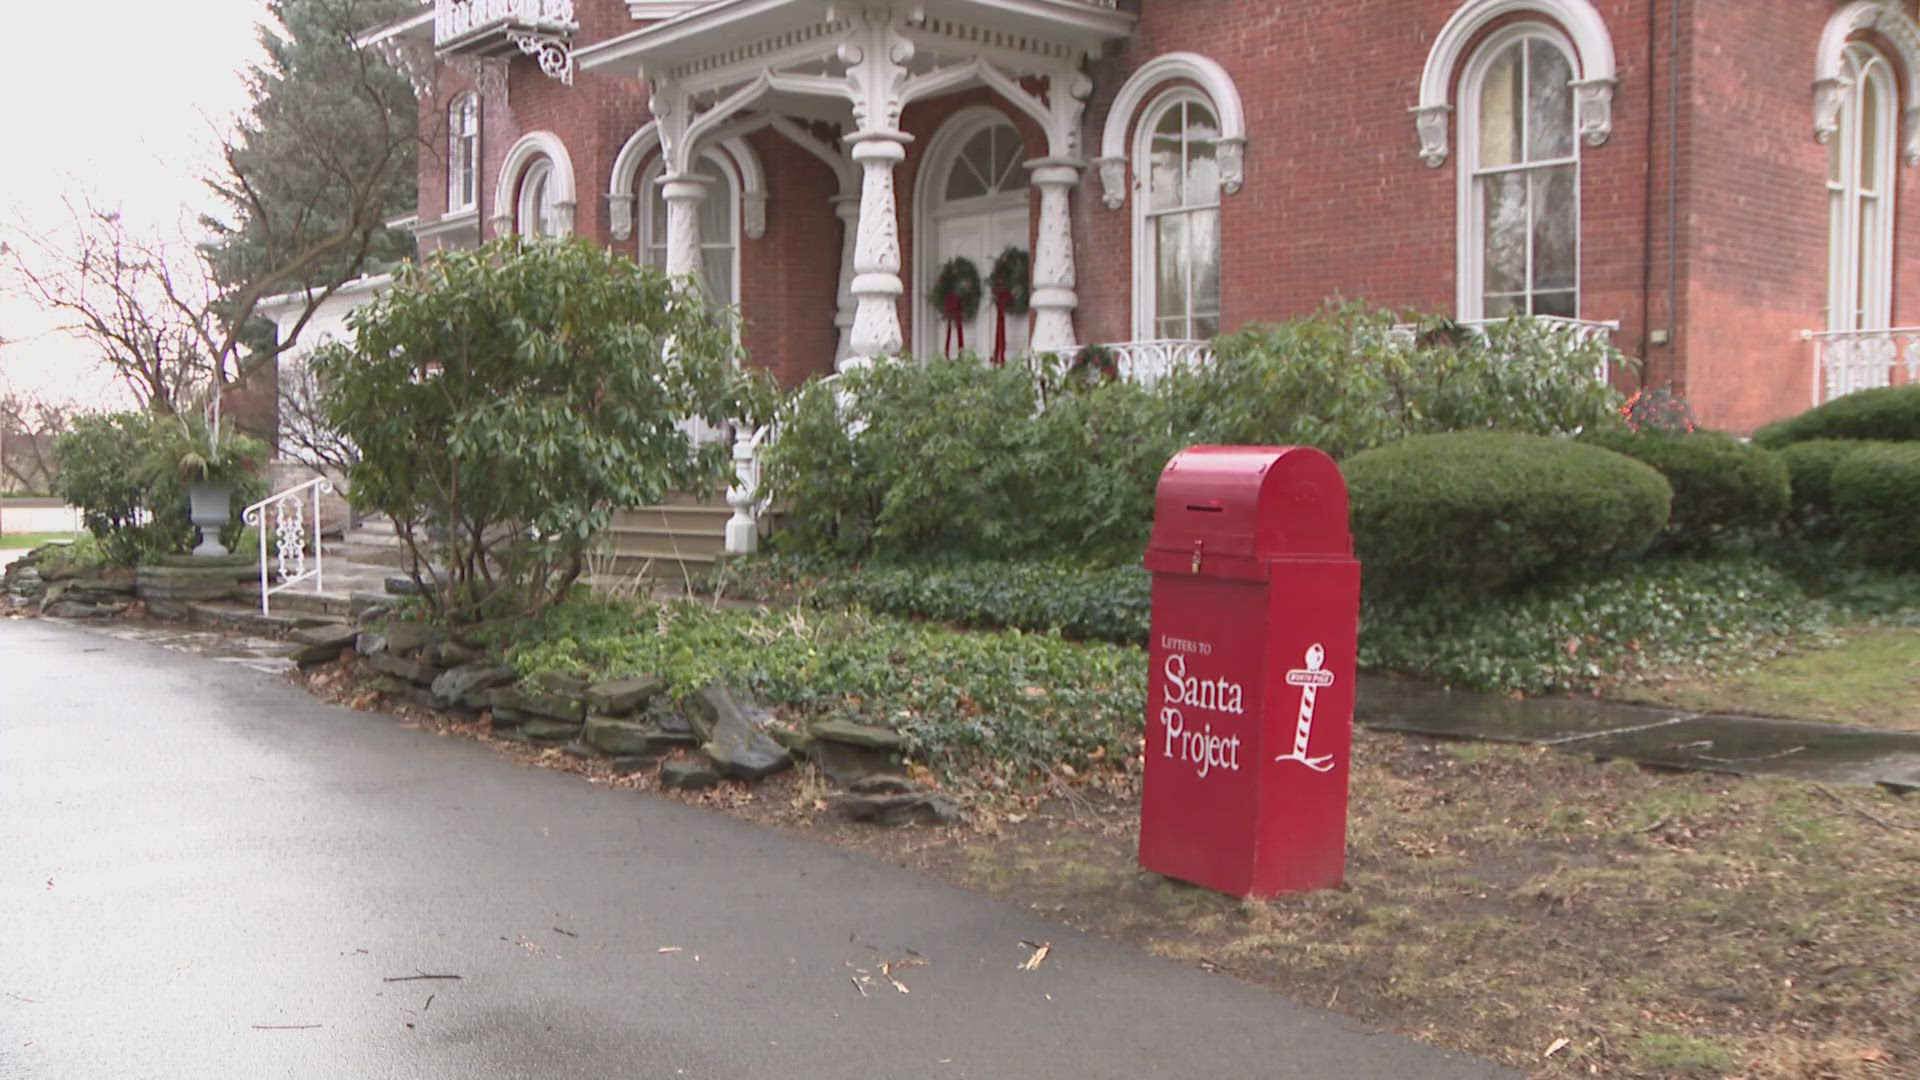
1276, 644, 1337, 773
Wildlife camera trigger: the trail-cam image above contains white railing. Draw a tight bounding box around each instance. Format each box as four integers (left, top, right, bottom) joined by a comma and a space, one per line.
1103, 339, 1216, 385
1802, 327, 1920, 404
242, 477, 334, 616
435, 0, 574, 43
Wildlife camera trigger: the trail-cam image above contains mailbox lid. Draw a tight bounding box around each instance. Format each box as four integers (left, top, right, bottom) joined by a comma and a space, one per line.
1145, 445, 1352, 566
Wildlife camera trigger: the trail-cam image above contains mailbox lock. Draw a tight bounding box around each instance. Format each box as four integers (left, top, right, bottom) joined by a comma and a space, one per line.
1191, 540, 1203, 574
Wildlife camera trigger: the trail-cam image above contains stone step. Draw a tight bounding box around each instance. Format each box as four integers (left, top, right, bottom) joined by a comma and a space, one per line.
183, 601, 316, 638
256, 588, 358, 618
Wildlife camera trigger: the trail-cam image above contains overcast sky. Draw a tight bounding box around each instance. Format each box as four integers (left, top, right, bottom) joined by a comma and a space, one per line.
0, 0, 272, 406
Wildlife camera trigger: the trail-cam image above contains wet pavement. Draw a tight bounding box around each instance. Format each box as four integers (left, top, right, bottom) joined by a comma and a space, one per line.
0, 617, 1514, 1079
1358, 675, 1920, 793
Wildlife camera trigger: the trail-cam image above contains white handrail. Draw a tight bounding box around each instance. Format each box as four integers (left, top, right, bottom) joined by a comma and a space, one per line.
242, 477, 335, 616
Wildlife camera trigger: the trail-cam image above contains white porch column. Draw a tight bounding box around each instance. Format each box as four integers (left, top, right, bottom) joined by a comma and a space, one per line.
831, 192, 860, 365
846, 133, 908, 363
1027, 158, 1082, 353
658, 173, 710, 293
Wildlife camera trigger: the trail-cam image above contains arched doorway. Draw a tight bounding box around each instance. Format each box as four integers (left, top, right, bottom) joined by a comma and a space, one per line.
915, 109, 1032, 360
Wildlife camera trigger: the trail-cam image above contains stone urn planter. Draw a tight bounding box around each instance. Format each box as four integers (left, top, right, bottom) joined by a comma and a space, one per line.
187, 480, 237, 557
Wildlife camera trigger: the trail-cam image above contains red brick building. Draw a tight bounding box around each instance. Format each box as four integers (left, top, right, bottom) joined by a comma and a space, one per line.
360, 0, 1920, 436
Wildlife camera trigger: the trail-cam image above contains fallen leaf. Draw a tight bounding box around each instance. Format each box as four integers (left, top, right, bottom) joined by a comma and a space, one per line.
657, 946, 683, 954
1020, 941, 1051, 971
881, 962, 910, 994
1544, 1037, 1570, 1058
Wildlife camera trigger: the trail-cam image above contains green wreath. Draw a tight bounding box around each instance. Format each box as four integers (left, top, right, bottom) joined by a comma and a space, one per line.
928, 256, 984, 323
987, 245, 1031, 315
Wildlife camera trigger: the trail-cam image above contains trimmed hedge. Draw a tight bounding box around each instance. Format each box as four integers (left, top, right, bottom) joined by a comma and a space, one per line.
1579, 428, 1788, 548
1778, 439, 1887, 526
1344, 432, 1671, 595
1831, 442, 1920, 567
1752, 385, 1920, 448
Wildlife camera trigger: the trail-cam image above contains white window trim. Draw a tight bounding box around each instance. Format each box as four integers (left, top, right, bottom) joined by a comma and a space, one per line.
491, 131, 576, 238
1130, 87, 1224, 342
607, 126, 767, 243
1828, 42, 1898, 332
1412, 0, 1616, 167
638, 148, 743, 307
448, 92, 480, 214
1455, 23, 1583, 321
1095, 52, 1246, 210
517, 158, 558, 237
1815, 1, 1920, 165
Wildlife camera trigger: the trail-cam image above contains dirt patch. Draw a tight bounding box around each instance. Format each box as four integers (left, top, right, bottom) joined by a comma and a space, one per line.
299, 659, 1920, 1080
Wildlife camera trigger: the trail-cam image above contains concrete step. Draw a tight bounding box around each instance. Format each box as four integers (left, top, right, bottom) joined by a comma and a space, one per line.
184, 602, 319, 638
257, 588, 358, 618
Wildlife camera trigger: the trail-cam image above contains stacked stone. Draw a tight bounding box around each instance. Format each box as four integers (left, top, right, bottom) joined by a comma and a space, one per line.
135, 555, 257, 618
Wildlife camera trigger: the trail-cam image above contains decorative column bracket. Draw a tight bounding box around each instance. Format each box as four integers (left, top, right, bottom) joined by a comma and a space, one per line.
508, 29, 575, 85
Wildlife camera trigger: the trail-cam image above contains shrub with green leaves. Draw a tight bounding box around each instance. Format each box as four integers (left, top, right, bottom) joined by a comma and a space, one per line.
762, 354, 1178, 563
706, 555, 1153, 644
54, 411, 194, 565
1776, 439, 1887, 531
1578, 428, 1788, 549
1830, 441, 1920, 568
313, 238, 762, 626
1752, 384, 1920, 448
1162, 305, 1629, 459
1344, 432, 1671, 596
506, 601, 1148, 786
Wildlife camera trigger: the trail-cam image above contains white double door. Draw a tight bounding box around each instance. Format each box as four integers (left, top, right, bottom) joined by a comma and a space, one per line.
925, 200, 1030, 361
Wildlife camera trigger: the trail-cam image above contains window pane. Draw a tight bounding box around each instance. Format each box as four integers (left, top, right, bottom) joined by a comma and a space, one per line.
1149, 106, 1185, 211
697, 161, 730, 239
1527, 39, 1574, 161
703, 250, 733, 306
1531, 165, 1577, 291
650, 172, 668, 238
1156, 214, 1190, 327
1186, 129, 1221, 206
1860, 75, 1881, 184
1191, 314, 1220, 340
1482, 172, 1528, 296
1478, 43, 1523, 168
1533, 291, 1576, 318
1483, 293, 1519, 318
1190, 208, 1221, 320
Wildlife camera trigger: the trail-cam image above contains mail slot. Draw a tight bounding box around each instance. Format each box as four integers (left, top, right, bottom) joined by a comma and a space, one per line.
1138, 445, 1360, 897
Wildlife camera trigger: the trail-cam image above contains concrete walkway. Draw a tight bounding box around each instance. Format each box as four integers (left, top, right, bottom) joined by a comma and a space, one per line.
0, 617, 1513, 1079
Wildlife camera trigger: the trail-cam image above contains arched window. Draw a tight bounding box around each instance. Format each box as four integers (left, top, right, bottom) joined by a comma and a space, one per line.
1828, 42, 1898, 332
641, 152, 741, 306
1098, 53, 1246, 343
1136, 90, 1222, 339
1458, 26, 1581, 319
517, 158, 561, 237
448, 92, 479, 214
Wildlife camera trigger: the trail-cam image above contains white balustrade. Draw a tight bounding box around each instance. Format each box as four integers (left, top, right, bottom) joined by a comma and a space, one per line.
242, 477, 334, 616
435, 0, 575, 44
1803, 327, 1920, 404
1104, 339, 1216, 385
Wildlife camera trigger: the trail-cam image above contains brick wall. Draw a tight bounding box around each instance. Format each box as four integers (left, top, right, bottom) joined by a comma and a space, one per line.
400, 0, 1910, 432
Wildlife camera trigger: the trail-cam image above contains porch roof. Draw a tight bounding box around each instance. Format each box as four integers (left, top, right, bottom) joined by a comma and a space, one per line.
576, 0, 1133, 86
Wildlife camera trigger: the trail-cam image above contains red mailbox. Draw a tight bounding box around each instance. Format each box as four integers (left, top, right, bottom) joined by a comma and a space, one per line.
1138, 445, 1359, 898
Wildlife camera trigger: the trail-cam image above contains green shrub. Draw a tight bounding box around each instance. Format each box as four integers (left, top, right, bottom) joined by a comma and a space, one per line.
53, 412, 193, 565
1360, 557, 1833, 695
1830, 442, 1920, 567
1344, 432, 1671, 596
313, 238, 759, 626
1578, 428, 1788, 549
1163, 305, 1629, 459
1752, 385, 1920, 448
707, 556, 1152, 644
506, 601, 1148, 787
1777, 439, 1888, 529
762, 355, 1178, 563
